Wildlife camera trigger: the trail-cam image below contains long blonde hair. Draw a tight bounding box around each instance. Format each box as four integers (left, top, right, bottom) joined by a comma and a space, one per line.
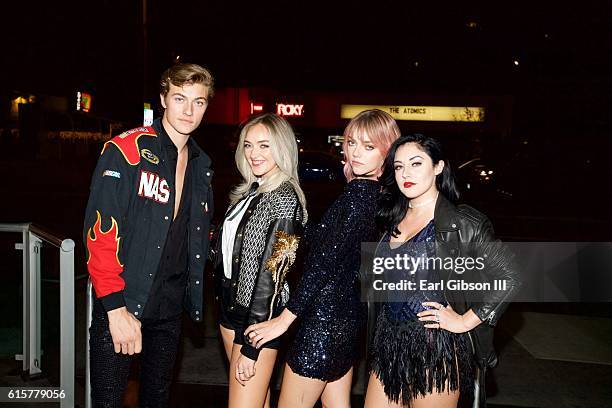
230, 113, 307, 220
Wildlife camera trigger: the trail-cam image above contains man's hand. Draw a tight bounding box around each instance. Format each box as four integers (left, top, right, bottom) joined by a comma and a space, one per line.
235, 354, 256, 385
107, 307, 142, 355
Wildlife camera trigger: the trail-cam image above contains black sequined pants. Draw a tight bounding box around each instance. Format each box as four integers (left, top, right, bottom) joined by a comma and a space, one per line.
89, 300, 182, 408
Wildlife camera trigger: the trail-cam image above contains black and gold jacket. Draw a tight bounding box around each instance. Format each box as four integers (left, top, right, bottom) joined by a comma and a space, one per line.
213, 181, 305, 360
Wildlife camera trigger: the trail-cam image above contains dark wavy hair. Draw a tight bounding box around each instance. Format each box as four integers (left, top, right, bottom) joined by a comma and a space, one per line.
376, 134, 460, 236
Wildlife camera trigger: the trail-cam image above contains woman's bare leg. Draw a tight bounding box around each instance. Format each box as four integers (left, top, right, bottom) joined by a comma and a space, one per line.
364, 373, 402, 408
320, 367, 353, 408
278, 363, 327, 408
220, 325, 272, 408
411, 389, 459, 408
219, 325, 234, 361
228, 345, 277, 408
365, 371, 459, 408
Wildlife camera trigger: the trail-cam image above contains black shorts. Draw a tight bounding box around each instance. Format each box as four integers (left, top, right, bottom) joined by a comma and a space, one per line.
218, 301, 281, 350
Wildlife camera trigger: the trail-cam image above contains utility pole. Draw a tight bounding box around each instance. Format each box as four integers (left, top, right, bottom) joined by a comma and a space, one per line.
142, 0, 150, 108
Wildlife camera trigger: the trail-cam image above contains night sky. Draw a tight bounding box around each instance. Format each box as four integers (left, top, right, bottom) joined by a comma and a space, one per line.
1, 1, 610, 132
2, 6, 612, 406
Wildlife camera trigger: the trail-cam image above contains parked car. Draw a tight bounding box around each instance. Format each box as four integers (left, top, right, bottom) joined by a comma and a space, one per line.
455, 157, 514, 204
298, 151, 344, 182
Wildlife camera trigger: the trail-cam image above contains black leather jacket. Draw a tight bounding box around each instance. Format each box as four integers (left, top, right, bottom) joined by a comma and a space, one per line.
213, 181, 305, 360
432, 195, 521, 366
434, 194, 522, 406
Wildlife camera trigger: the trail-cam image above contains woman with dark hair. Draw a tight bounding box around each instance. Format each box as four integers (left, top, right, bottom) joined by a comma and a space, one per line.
364, 134, 521, 407
245, 110, 400, 407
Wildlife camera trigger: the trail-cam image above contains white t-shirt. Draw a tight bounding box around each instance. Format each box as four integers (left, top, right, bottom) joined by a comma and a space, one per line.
221, 181, 261, 279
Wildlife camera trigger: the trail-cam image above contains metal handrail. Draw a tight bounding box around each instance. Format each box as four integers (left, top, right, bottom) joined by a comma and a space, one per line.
0, 223, 28, 232
0, 223, 73, 247
29, 224, 67, 248
0, 223, 75, 408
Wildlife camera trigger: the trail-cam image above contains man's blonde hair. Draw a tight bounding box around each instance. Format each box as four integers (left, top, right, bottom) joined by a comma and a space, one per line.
160, 63, 214, 98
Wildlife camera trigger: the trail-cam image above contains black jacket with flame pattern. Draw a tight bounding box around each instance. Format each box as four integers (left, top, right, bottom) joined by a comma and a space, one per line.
83, 119, 214, 322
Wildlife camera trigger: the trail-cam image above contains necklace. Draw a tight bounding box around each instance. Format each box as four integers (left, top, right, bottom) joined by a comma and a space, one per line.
408, 192, 438, 209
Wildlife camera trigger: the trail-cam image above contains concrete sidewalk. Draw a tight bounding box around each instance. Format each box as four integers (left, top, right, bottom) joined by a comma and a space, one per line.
1, 270, 612, 407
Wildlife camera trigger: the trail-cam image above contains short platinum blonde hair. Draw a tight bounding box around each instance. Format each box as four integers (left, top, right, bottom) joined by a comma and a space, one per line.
230, 113, 307, 220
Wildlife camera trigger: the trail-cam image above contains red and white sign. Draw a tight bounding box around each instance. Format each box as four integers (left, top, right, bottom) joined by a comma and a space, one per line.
276, 103, 304, 117
250, 102, 264, 115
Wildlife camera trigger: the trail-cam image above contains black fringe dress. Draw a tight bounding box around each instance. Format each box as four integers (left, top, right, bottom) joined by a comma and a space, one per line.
369, 220, 474, 406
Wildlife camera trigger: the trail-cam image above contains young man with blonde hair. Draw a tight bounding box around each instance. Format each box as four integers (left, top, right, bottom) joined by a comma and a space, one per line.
84, 63, 214, 407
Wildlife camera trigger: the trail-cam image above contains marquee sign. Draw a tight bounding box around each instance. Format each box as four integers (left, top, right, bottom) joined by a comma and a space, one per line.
340, 104, 485, 122
276, 103, 304, 117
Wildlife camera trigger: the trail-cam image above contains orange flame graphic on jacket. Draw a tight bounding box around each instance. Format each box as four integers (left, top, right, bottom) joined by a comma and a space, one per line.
86, 211, 125, 297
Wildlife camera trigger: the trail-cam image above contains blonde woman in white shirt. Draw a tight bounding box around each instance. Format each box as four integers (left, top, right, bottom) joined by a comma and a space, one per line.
212, 113, 307, 408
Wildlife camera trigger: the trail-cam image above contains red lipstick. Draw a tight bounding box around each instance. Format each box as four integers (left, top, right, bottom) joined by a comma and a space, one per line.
404, 182, 415, 188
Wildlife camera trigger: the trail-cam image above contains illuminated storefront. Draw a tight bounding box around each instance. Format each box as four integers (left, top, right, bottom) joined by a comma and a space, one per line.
203, 87, 511, 144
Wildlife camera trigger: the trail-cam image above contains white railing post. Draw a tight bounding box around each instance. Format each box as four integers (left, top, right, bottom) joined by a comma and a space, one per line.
59, 238, 75, 408
14, 227, 29, 372
19, 231, 44, 377
85, 279, 92, 408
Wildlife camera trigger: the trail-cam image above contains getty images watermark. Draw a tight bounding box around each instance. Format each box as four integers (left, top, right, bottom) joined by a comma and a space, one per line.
359, 241, 514, 303
370, 252, 509, 293
360, 242, 612, 303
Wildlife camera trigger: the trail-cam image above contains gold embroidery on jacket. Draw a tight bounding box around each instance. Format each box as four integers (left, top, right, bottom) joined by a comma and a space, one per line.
265, 231, 300, 319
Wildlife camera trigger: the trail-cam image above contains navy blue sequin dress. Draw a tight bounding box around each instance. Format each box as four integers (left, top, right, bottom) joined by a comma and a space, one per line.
285, 179, 380, 381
